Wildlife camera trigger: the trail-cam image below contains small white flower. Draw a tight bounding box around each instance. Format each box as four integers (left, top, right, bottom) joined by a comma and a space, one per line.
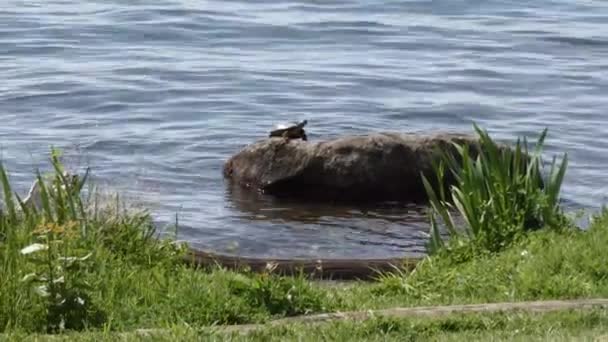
59, 253, 92, 262
265, 261, 278, 273
35, 285, 50, 297
20, 243, 48, 255
520, 250, 529, 257
21, 273, 38, 282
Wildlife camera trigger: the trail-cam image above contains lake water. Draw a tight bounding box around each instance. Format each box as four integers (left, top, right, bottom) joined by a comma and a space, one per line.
2, 0, 607, 258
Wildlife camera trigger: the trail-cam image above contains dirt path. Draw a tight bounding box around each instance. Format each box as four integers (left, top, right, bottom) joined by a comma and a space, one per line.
213, 298, 608, 334
14, 298, 608, 339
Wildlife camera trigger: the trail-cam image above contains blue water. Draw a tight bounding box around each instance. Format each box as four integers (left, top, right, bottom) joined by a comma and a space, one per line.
1, 0, 608, 258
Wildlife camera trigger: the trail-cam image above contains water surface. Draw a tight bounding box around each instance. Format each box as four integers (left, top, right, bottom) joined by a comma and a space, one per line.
2, 0, 607, 258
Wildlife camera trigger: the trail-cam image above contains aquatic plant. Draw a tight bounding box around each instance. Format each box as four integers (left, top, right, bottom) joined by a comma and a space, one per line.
422, 125, 569, 254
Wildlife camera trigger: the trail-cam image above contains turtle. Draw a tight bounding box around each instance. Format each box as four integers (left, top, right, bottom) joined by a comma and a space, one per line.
269, 119, 308, 141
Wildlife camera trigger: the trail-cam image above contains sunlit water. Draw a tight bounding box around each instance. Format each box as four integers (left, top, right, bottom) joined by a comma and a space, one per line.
2, 0, 607, 258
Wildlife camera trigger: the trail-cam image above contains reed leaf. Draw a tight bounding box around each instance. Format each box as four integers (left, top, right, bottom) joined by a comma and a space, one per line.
423, 126, 568, 254
0, 163, 17, 223
52, 162, 76, 221
35, 171, 54, 223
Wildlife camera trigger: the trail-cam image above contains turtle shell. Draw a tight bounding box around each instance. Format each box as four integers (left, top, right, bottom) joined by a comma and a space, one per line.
269, 120, 307, 136
273, 122, 297, 131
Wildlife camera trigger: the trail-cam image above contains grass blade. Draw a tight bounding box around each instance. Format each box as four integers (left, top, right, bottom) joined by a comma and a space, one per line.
0, 163, 17, 223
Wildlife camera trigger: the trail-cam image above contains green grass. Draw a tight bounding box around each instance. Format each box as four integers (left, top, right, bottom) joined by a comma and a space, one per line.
4, 310, 608, 341
331, 209, 608, 311
0, 128, 607, 340
233, 309, 608, 342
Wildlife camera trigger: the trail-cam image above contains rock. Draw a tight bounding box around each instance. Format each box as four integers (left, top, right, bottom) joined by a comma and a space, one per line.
223, 132, 481, 203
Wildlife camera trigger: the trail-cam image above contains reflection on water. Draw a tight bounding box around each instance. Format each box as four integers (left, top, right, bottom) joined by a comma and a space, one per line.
182, 180, 431, 258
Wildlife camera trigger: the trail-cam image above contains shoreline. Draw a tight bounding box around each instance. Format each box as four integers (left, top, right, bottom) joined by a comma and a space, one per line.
182, 247, 422, 280
2, 129, 606, 340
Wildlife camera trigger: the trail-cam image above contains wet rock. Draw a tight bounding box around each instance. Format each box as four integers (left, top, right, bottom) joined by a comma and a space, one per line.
223, 132, 481, 203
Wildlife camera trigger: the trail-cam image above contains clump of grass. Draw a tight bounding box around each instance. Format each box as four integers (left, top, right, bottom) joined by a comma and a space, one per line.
19, 220, 106, 333
422, 125, 569, 255
0, 148, 331, 334
228, 269, 328, 317
0, 148, 175, 333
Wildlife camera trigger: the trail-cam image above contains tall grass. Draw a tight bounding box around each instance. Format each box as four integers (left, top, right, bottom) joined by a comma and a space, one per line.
0, 149, 183, 332
0, 149, 330, 334
422, 125, 569, 254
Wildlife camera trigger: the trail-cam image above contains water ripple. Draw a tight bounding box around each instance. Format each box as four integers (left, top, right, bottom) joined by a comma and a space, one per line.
1, 0, 607, 258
